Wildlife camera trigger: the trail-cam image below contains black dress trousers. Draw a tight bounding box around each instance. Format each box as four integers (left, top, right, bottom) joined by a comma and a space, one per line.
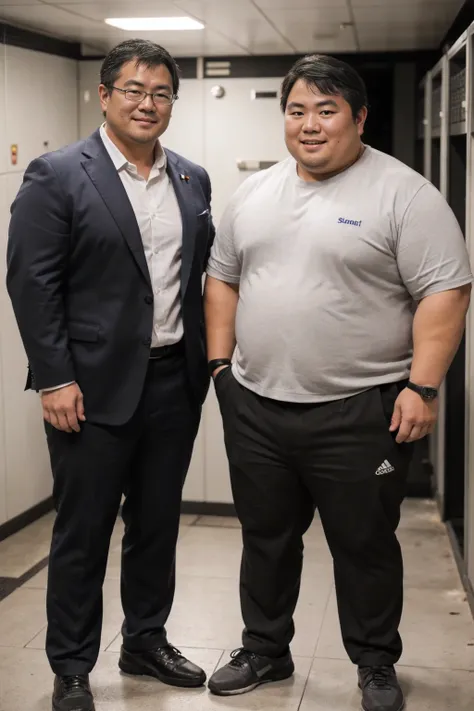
45, 351, 200, 676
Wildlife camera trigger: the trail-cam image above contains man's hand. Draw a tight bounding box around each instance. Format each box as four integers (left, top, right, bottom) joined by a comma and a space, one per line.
41, 383, 86, 433
389, 388, 438, 444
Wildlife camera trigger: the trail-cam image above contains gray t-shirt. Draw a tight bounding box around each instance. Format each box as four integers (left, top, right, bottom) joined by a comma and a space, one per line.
206, 146, 473, 402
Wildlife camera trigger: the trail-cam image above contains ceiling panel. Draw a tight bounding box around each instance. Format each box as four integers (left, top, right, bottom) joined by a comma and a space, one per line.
0, 4, 99, 39
353, 1, 463, 49
352, 0, 462, 5
174, 0, 276, 28
359, 34, 437, 51
265, 7, 352, 28
255, 0, 347, 7
57, 1, 204, 22
358, 25, 445, 46
353, 4, 464, 25
358, 26, 444, 40
302, 32, 358, 54
0, 1, 44, 6
175, 0, 294, 53
355, 21, 453, 46
76, 27, 249, 56
51, 0, 177, 3
266, 7, 353, 52
114, 29, 246, 56
0, 0, 465, 55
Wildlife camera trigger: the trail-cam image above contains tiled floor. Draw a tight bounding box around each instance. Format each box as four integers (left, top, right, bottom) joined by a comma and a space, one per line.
1, 500, 474, 710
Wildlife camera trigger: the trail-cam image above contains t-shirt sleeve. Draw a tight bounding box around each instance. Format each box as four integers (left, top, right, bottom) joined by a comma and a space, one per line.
396, 182, 473, 300
206, 195, 242, 284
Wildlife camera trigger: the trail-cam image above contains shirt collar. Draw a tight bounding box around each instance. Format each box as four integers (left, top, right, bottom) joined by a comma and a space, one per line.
99, 123, 167, 174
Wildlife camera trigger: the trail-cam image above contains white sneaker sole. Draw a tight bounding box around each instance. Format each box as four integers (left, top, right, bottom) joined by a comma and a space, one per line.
208, 668, 294, 696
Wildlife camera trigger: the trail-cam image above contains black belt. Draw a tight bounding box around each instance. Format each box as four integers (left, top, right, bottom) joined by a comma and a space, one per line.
149, 340, 184, 360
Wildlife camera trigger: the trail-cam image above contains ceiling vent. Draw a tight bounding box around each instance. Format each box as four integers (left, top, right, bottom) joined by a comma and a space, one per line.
205, 60, 231, 77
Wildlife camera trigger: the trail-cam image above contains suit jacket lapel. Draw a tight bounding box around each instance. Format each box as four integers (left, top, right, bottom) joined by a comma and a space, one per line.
166, 150, 197, 297
81, 130, 151, 288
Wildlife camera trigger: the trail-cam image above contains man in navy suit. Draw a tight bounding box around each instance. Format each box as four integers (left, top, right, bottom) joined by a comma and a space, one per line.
7, 39, 214, 711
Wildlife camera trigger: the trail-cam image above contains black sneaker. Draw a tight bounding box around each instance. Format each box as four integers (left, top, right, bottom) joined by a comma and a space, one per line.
358, 666, 404, 711
208, 648, 294, 696
52, 675, 95, 711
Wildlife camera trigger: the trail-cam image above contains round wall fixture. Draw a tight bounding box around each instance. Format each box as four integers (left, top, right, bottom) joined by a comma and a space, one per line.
211, 85, 225, 99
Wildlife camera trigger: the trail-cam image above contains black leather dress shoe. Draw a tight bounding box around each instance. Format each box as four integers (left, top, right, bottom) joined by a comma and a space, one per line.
358, 666, 405, 711
119, 644, 206, 688
52, 675, 95, 711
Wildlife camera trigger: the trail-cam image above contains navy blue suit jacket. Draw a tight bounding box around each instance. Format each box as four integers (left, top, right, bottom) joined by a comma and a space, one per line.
6, 129, 215, 425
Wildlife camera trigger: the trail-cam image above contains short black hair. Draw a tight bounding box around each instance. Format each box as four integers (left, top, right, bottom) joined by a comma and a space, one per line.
100, 39, 181, 96
281, 54, 368, 119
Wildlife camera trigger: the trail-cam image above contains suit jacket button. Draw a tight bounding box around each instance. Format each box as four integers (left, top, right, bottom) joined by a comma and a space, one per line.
143, 337, 152, 347
144, 295, 153, 305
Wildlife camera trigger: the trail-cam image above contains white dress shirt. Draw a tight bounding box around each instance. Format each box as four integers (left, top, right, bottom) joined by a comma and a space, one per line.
42, 125, 183, 393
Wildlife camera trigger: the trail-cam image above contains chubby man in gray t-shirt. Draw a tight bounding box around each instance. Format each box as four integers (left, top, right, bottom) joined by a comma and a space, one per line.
204, 54, 472, 711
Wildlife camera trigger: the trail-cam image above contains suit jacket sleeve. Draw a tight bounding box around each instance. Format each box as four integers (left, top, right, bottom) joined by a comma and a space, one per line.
6, 156, 76, 390
203, 168, 215, 269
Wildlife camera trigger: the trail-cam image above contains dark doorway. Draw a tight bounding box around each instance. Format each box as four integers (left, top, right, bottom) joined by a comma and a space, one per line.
445, 133, 467, 552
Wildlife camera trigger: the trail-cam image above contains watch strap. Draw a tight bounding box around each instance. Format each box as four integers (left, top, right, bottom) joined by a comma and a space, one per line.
407, 381, 438, 399
208, 358, 231, 375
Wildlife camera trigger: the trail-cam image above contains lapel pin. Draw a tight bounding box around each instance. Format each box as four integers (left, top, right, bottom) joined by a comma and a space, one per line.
180, 173, 190, 182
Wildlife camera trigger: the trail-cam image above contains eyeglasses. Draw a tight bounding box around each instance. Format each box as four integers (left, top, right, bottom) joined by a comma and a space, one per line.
110, 86, 177, 106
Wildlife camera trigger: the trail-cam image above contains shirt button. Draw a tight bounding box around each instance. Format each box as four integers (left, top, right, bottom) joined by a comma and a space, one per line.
144, 295, 153, 305
154, 247, 159, 254
143, 337, 152, 347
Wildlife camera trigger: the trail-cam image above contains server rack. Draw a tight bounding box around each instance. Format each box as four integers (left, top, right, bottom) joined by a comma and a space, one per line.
446, 34, 468, 554
421, 23, 474, 601
464, 25, 474, 595
424, 58, 447, 512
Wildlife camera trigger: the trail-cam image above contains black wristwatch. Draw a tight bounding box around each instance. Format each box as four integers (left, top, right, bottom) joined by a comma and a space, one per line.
406, 381, 438, 401
208, 358, 231, 376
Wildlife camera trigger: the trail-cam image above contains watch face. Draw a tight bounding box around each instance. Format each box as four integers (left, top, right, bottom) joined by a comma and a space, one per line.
421, 387, 437, 400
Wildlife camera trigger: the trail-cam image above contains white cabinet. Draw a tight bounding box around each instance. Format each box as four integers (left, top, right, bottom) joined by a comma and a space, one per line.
201, 77, 288, 503
0, 47, 79, 524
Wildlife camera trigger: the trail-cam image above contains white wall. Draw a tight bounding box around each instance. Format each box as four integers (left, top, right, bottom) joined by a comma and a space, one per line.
0, 46, 79, 524
78, 60, 101, 139
79, 64, 289, 504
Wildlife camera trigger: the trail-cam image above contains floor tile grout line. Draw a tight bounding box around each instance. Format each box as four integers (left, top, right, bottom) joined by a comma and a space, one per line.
23, 622, 47, 649
0, 516, 200, 573
0, 555, 50, 603
2, 642, 474, 674
296, 657, 315, 711
312, 581, 336, 659
310, 653, 474, 673
101, 646, 227, 655
211, 649, 226, 676
0, 554, 50, 586
104, 631, 121, 653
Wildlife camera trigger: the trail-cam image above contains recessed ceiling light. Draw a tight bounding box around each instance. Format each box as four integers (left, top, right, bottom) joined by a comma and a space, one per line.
105, 17, 205, 31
